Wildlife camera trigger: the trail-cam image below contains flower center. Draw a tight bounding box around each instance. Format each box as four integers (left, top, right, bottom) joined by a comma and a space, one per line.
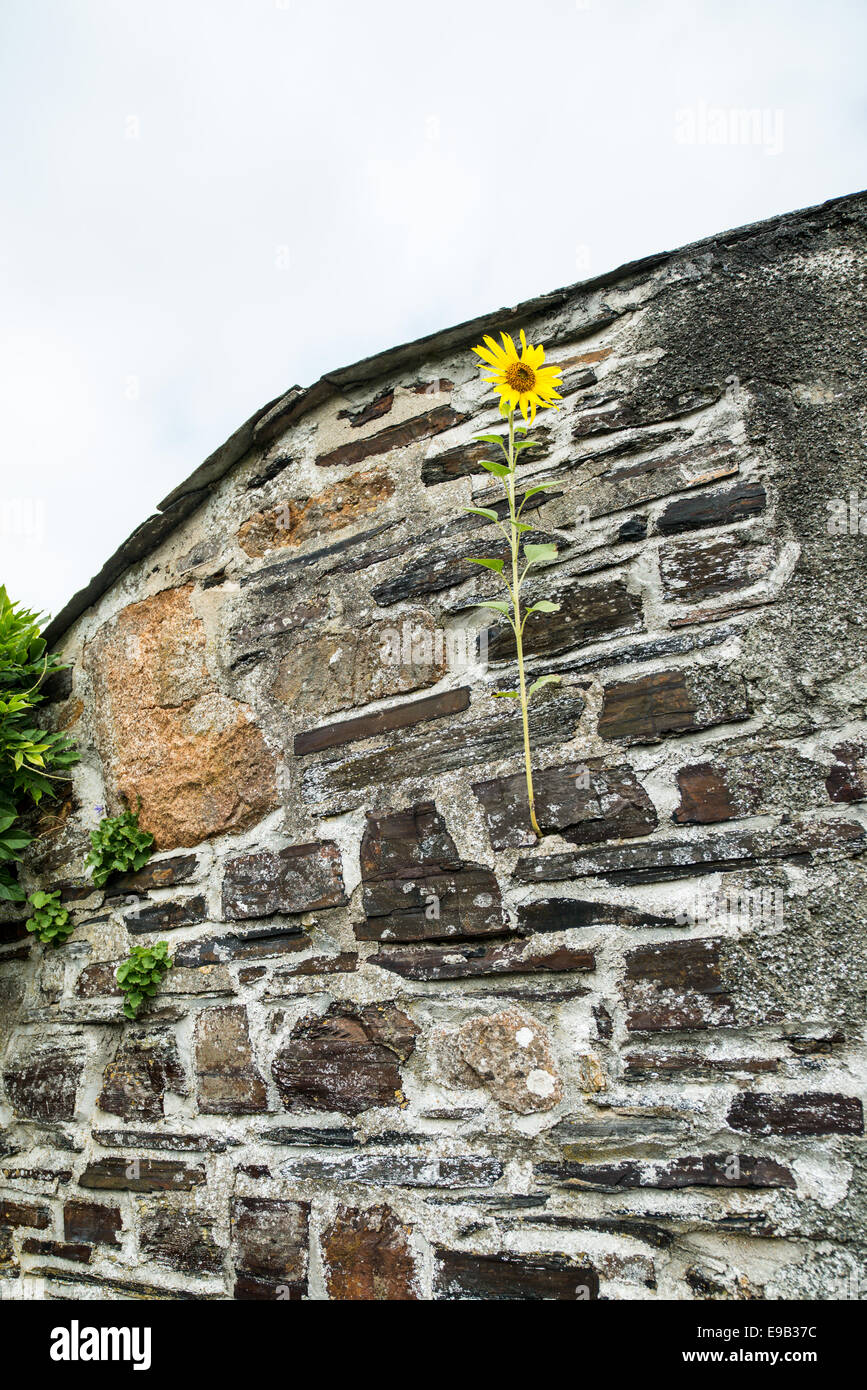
505, 361, 536, 393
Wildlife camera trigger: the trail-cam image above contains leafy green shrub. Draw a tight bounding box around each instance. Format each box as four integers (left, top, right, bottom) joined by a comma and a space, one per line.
26, 889, 74, 946
85, 806, 154, 889
116, 941, 173, 1020
0, 586, 79, 900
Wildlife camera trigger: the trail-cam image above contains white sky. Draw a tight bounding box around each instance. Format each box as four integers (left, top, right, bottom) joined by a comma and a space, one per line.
1, 0, 865, 620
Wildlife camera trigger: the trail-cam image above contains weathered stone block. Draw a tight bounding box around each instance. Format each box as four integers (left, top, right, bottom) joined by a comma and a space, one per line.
659, 534, 775, 602
271, 1003, 417, 1116
321, 1205, 419, 1300
174, 927, 310, 966
437, 1007, 562, 1114
238, 469, 395, 556
294, 687, 470, 756
231, 1196, 309, 1299
222, 842, 346, 920
623, 938, 734, 1033
487, 579, 643, 663
3, 1041, 85, 1122
315, 404, 469, 469
77, 1160, 205, 1192
598, 667, 750, 744
727, 1092, 863, 1136
0, 1199, 50, 1230
125, 895, 207, 934
194, 1005, 267, 1114
22, 1238, 91, 1263
473, 760, 657, 850
64, 1200, 122, 1246
434, 1248, 598, 1300
139, 1203, 223, 1274
98, 1028, 187, 1122
370, 939, 594, 982
656, 481, 766, 535
536, 1155, 795, 1190
85, 585, 277, 850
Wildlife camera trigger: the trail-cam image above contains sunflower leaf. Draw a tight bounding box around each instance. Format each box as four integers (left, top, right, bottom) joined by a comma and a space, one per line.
523, 542, 558, 565
477, 459, 510, 478
527, 674, 562, 697
492, 690, 521, 699
463, 507, 500, 522
470, 601, 512, 616
526, 600, 561, 614
467, 558, 504, 573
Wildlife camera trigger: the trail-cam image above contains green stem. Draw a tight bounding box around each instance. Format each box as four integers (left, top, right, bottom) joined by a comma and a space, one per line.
506, 409, 541, 839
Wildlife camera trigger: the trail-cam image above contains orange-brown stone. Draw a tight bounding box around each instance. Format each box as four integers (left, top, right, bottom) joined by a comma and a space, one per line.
237, 469, 395, 558
321, 1205, 419, 1300
85, 586, 277, 849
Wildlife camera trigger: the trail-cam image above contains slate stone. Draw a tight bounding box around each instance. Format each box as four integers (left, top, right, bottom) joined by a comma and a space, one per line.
369, 940, 595, 982
315, 404, 469, 469
486, 579, 643, 663
727, 1091, 864, 1137
231, 1196, 309, 1300
422, 426, 552, 486
659, 534, 774, 602
516, 898, 679, 932
271, 1003, 418, 1116
294, 687, 470, 756
575, 442, 739, 519
222, 841, 345, 919
21, 1239, 91, 1264
672, 762, 733, 823
434, 1248, 598, 1300
0, 1199, 50, 1230
91, 1129, 236, 1153
357, 802, 506, 942
513, 818, 865, 886
107, 854, 198, 895
656, 481, 767, 535
124, 895, 207, 934
279, 1153, 504, 1188
473, 759, 657, 850
598, 667, 751, 744
194, 1005, 267, 1115
97, 1028, 187, 1122
64, 1200, 122, 1246
623, 938, 734, 1033
826, 741, 867, 803
174, 927, 311, 966
321, 1205, 420, 1300
536, 1154, 795, 1190
3, 1042, 86, 1122
77, 1160, 206, 1192
624, 1051, 779, 1079
139, 1204, 223, 1274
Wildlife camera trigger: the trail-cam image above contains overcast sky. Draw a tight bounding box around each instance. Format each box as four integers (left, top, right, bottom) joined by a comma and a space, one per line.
2, 0, 865, 621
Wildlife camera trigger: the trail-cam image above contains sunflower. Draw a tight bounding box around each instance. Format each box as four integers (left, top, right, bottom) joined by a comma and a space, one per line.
472, 328, 563, 421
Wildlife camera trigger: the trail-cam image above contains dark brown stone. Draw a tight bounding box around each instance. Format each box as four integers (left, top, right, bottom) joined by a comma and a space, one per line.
231, 1196, 309, 1299
624, 1051, 779, 1079
659, 534, 774, 602
64, 1200, 122, 1245
316, 404, 469, 469
434, 1248, 598, 1300
537, 1154, 795, 1190
21, 1238, 91, 1263
321, 1205, 419, 1300
337, 388, 394, 427
139, 1204, 223, 1274
672, 762, 734, 823
727, 1091, 864, 1136
0, 1199, 50, 1230
125, 895, 207, 935
77, 1160, 205, 1192
656, 481, 766, 535
826, 741, 867, 803
473, 759, 657, 850
107, 854, 198, 895
623, 938, 734, 1033
598, 667, 750, 744
75, 961, 122, 997
265, 953, 358, 987
222, 841, 346, 919
174, 927, 311, 966
294, 687, 470, 756
271, 1003, 417, 1116
91, 1128, 237, 1153
487, 579, 643, 664
97, 1028, 187, 1121
3, 1042, 85, 1121
370, 940, 595, 982
574, 441, 739, 518
514, 818, 864, 886
516, 898, 678, 932
194, 1005, 267, 1115
358, 802, 506, 942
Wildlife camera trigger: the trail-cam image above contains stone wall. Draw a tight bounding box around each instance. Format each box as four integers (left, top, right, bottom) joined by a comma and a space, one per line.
1, 191, 866, 1300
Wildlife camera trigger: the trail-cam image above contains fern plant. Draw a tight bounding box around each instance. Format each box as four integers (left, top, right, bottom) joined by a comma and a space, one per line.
85, 805, 154, 889
116, 941, 172, 1020
26, 889, 74, 946
0, 586, 79, 900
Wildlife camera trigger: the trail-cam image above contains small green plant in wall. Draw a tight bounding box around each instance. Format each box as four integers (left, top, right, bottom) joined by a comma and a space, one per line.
116, 941, 173, 1020
86, 804, 154, 889
466, 330, 564, 837
0, 585, 79, 901
26, 889, 74, 946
